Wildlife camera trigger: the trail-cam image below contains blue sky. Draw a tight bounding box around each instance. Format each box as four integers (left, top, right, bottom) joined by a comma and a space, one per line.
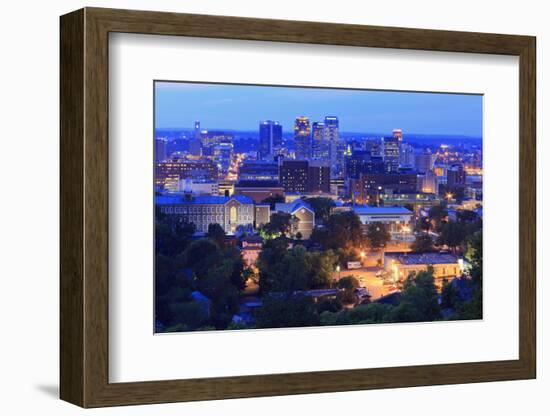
155, 81, 482, 137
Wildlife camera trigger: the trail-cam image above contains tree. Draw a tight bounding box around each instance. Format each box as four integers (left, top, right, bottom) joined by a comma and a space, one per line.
456, 209, 478, 223
365, 222, 391, 249
261, 194, 285, 210
428, 203, 448, 232
466, 230, 482, 284
257, 237, 289, 293
262, 212, 295, 237
346, 303, 394, 324
388, 269, 441, 323
440, 279, 460, 310
183, 238, 220, 278
155, 208, 196, 256
295, 231, 303, 240
312, 211, 364, 250
337, 275, 360, 290
166, 300, 210, 331
437, 221, 467, 253
195, 259, 240, 328
207, 223, 226, 248
257, 242, 335, 294
411, 233, 435, 253
303, 197, 336, 224
416, 216, 432, 233
255, 295, 320, 329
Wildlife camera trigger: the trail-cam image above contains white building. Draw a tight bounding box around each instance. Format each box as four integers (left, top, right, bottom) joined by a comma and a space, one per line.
178, 178, 219, 196
334, 205, 414, 241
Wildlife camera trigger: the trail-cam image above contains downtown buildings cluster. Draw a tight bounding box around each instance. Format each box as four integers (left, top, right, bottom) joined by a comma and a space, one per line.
154, 113, 483, 331
154, 115, 482, 241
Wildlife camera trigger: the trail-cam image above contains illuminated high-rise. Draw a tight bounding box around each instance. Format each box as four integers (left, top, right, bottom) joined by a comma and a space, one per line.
312, 121, 328, 159
383, 136, 400, 173
155, 138, 167, 162
415, 150, 436, 173
293, 116, 311, 159
259, 120, 282, 159
393, 128, 403, 143
324, 116, 339, 169
189, 121, 202, 156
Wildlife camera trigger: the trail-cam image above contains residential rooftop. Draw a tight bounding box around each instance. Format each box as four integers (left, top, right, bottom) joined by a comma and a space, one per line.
384, 252, 459, 265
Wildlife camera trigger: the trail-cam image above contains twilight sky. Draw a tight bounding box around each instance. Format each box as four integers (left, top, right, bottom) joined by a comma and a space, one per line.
155, 81, 483, 137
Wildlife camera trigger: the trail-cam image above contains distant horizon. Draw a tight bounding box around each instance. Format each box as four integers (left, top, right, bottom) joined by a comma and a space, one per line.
155, 126, 482, 140
155, 81, 483, 137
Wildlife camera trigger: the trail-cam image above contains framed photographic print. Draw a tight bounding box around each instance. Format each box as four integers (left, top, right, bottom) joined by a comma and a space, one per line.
60, 7, 536, 408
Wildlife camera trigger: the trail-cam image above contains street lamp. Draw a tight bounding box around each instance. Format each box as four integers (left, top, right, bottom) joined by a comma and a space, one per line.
336, 265, 341, 281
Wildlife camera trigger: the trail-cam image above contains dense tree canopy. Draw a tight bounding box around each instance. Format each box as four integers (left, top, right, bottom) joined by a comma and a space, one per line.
311, 211, 365, 251
303, 197, 336, 224
365, 222, 391, 249
411, 233, 435, 253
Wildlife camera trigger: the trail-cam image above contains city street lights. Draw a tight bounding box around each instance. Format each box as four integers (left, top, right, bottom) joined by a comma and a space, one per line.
336, 265, 341, 281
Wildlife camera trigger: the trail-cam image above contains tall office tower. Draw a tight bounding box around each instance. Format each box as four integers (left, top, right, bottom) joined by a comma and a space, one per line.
279, 160, 330, 194
279, 160, 309, 194
294, 116, 311, 159
383, 136, 400, 173
367, 138, 384, 157
308, 160, 331, 193
415, 150, 436, 173
194, 121, 201, 139
311, 121, 329, 159
200, 130, 234, 156
345, 150, 371, 179
418, 171, 438, 194
189, 121, 202, 156
272, 121, 283, 153
393, 128, 403, 143
447, 163, 466, 187
259, 120, 283, 159
155, 138, 167, 162
213, 142, 234, 174
399, 143, 415, 167
324, 116, 340, 169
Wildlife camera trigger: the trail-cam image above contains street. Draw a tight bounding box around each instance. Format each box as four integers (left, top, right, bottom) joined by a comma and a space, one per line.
333, 266, 396, 300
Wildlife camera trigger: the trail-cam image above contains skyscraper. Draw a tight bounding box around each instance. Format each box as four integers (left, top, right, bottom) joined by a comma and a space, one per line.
447, 163, 466, 187
308, 160, 331, 193
189, 121, 202, 156
311, 121, 328, 159
279, 160, 330, 194
393, 128, 403, 143
324, 116, 339, 170
415, 150, 436, 173
155, 138, 167, 162
399, 143, 415, 167
200, 130, 234, 156
213, 142, 234, 174
383, 136, 400, 173
259, 120, 282, 160
294, 116, 311, 159
279, 160, 309, 194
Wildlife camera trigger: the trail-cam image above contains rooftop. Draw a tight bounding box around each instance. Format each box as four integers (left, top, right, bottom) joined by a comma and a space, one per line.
385, 252, 459, 265
235, 180, 281, 188
156, 194, 254, 205
352, 206, 413, 215
275, 199, 314, 214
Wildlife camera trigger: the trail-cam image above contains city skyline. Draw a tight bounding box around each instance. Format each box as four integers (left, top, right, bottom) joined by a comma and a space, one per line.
155, 81, 483, 137
154, 80, 483, 334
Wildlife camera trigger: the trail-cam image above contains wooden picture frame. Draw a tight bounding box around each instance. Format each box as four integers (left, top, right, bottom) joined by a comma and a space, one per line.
60, 7, 536, 408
